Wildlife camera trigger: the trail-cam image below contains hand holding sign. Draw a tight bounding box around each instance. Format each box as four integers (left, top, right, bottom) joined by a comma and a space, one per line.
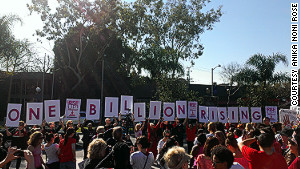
283, 115, 290, 126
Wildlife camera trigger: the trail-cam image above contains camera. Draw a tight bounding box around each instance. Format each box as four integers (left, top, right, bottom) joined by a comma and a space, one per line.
14, 150, 24, 157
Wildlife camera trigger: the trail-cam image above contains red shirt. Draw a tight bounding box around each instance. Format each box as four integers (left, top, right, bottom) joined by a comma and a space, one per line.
59, 138, 76, 163
186, 125, 197, 141
288, 157, 300, 169
241, 145, 288, 169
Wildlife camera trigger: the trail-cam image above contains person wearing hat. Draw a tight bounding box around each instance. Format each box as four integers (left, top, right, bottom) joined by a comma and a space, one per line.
81, 119, 96, 159
163, 146, 192, 169
281, 127, 294, 156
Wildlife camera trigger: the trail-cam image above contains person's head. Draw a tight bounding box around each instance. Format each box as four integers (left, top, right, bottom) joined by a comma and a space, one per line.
135, 123, 141, 131
208, 122, 216, 133
288, 138, 298, 155
280, 127, 293, 144
28, 131, 43, 147
234, 128, 242, 138
197, 134, 207, 146
88, 139, 107, 159
225, 132, 238, 152
163, 146, 192, 169
45, 133, 55, 143
245, 123, 253, 132
18, 121, 25, 130
164, 120, 168, 125
175, 119, 180, 126
211, 145, 234, 169
113, 127, 123, 141
215, 122, 225, 134
105, 118, 111, 125
257, 133, 274, 148
203, 136, 219, 157
150, 123, 155, 130
263, 117, 270, 126
87, 123, 93, 130
163, 129, 171, 138
49, 122, 55, 128
96, 126, 105, 134
136, 136, 150, 150
215, 131, 225, 146
66, 120, 73, 127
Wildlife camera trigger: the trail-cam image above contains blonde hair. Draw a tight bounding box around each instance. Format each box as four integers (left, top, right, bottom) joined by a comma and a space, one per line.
163, 146, 191, 169
28, 131, 43, 147
66, 120, 73, 127
135, 123, 141, 132
245, 123, 253, 132
208, 122, 216, 133
88, 139, 107, 159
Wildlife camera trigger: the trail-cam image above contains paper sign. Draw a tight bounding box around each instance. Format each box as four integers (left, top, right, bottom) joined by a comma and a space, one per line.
149, 101, 161, 120
208, 107, 218, 122
65, 99, 81, 120
86, 99, 100, 120
199, 106, 208, 123
120, 95, 133, 115
218, 107, 227, 123
104, 97, 119, 117
188, 101, 197, 119
228, 107, 238, 123
163, 103, 175, 121
134, 103, 146, 122
26, 102, 43, 125
251, 107, 262, 123
239, 107, 250, 123
279, 109, 297, 126
265, 106, 278, 122
176, 101, 187, 119
44, 100, 60, 122
6, 104, 22, 127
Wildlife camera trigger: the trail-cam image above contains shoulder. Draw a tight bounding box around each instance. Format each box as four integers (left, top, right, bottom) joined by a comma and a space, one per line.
230, 162, 245, 169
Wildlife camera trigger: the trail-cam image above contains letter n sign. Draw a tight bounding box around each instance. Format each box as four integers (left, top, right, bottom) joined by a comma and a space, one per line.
26, 103, 43, 125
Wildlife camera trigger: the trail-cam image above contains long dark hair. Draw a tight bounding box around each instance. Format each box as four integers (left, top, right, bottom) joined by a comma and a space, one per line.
64, 128, 75, 146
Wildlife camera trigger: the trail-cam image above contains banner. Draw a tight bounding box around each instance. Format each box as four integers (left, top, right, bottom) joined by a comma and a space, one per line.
65, 99, 81, 120
199, 106, 208, 123
86, 99, 100, 120
176, 101, 187, 119
208, 107, 218, 122
134, 103, 146, 122
104, 97, 119, 117
26, 102, 43, 125
251, 107, 262, 123
239, 107, 250, 123
279, 109, 297, 126
149, 101, 161, 120
44, 100, 60, 122
163, 103, 175, 121
6, 104, 22, 127
188, 101, 197, 119
218, 107, 227, 123
265, 106, 278, 122
120, 95, 133, 115
228, 107, 238, 123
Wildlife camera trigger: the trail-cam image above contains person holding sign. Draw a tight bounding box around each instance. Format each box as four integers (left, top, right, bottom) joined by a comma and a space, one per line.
147, 118, 161, 158
81, 119, 96, 159
185, 116, 198, 154
172, 117, 185, 147
5, 121, 28, 169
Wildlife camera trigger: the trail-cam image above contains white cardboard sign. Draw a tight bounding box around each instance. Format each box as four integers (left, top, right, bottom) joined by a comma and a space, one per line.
188, 101, 197, 119
265, 106, 278, 122
251, 107, 262, 123
6, 104, 22, 127
104, 97, 119, 117
239, 107, 250, 123
199, 106, 208, 123
26, 102, 43, 125
279, 109, 297, 126
228, 107, 239, 123
208, 107, 218, 122
218, 107, 227, 123
149, 101, 161, 120
120, 95, 133, 115
163, 103, 175, 121
44, 100, 60, 122
134, 103, 146, 122
65, 99, 81, 120
176, 101, 187, 119
86, 99, 100, 120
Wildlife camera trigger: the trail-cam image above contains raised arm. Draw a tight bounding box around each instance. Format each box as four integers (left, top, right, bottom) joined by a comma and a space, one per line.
183, 116, 188, 126
141, 121, 145, 131
238, 137, 257, 151
5, 125, 12, 136
113, 116, 118, 127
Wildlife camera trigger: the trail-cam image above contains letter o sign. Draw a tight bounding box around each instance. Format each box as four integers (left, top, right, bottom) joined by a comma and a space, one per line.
8, 109, 20, 121
164, 107, 173, 117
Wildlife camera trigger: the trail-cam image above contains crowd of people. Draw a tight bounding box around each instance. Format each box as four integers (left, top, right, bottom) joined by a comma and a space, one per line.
0, 115, 300, 169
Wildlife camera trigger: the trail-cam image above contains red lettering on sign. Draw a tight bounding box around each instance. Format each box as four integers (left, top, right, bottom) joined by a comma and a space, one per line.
154, 106, 157, 116
178, 105, 185, 115
241, 111, 248, 119
138, 107, 142, 117
49, 106, 55, 117
220, 111, 225, 120
201, 110, 207, 119
29, 108, 40, 120
8, 109, 19, 121
164, 107, 173, 117
90, 104, 96, 115
253, 111, 261, 120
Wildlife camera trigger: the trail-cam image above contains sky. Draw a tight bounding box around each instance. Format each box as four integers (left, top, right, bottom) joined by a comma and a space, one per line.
0, 0, 295, 85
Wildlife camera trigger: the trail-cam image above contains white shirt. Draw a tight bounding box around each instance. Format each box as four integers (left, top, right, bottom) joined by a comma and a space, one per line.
44, 143, 59, 164
230, 162, 245, 169
157, 139, 165, 152
130, 151, 154, 169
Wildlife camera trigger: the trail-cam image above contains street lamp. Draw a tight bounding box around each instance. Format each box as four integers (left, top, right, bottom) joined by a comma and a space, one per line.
36, 87, 41, 102
211, 64, 221, 96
